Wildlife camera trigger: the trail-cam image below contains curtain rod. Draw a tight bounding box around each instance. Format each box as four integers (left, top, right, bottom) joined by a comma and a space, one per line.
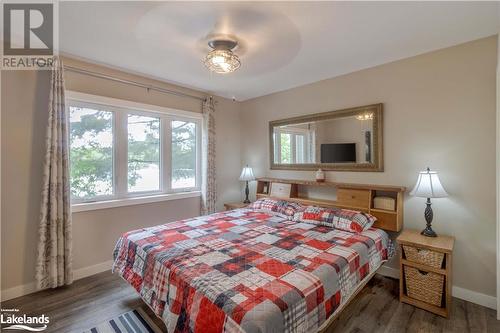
63, 65, 207, 102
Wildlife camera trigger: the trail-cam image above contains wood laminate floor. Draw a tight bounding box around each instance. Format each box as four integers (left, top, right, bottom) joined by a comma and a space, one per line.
2, 271, 498, 333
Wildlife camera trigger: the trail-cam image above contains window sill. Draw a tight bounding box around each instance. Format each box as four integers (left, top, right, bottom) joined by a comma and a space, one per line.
72, 191, 201, 213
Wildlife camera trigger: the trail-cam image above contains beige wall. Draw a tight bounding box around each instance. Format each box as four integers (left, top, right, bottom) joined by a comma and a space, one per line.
2, 70, 50, 291
240, 36, 498, 297
315, 117, 371, 163
1, 57, 241, 290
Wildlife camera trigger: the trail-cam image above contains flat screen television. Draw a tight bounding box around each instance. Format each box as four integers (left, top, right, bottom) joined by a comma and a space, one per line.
321, 143, 356, 163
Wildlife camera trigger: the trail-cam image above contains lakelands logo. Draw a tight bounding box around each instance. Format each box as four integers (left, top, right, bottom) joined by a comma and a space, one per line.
1, 308, 49, 331
2, 1, 57, 69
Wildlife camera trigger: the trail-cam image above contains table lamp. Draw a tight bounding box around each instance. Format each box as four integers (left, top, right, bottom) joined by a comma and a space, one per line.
239, 165, 255, 204
409, 167, 448, 237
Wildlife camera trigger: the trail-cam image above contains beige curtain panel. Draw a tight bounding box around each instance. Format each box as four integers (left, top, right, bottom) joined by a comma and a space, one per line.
35, 57, 74, 289
201, 97, 217, 215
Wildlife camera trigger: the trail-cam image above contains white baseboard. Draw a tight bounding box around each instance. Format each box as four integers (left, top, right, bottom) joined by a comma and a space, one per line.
452, 286, 497, 310
1, 260, 114, 302
377, 264, 497, 310
73, 260, 114, 280
1, 282, 36, 302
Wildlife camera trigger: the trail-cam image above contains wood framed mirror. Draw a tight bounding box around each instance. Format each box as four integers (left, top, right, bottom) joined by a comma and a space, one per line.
269, 103, 383, 171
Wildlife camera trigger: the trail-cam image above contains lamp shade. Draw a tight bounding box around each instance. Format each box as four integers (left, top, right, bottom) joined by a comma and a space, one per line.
410, 168, 448, 198
239, 166, 255, 181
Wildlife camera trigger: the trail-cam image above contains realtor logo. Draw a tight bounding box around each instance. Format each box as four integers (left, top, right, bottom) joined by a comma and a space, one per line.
3, 3, 53, 55
1, 308, 49, 331
2, 2, 57, 69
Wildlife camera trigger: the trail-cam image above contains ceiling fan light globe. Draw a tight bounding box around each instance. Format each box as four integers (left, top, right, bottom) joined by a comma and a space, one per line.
204, 48, 241, 74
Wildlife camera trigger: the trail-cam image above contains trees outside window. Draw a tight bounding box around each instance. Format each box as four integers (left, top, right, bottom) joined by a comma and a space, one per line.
127, 115, 160, 192
171, 120, 197, 189
70, 107, 113, 199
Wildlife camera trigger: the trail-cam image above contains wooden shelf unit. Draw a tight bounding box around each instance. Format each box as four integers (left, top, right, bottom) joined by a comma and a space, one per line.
255, 177, 405, 232
397, 230, 455, 318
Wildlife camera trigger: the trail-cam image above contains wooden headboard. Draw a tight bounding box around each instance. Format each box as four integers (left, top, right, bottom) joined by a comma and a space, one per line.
255, 177, 406, 232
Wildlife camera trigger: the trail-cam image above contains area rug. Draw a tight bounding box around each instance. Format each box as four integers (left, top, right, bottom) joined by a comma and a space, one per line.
82, 307, 163, 333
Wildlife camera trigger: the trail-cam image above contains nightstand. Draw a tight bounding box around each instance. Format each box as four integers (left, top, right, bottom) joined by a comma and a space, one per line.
223, 202, 249, 211
397, 229, 454, 317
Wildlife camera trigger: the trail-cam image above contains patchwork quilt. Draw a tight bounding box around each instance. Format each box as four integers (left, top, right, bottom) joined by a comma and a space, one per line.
113, 208, 393, 333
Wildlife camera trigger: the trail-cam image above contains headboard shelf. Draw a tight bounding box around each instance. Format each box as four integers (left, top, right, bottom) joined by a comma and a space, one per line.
256, 177, 406, 192
256, 177, 406, 232
370, 208, 398, 215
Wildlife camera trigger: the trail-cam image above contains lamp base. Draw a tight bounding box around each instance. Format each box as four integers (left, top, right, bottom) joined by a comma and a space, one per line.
421, 226, 437, 237
243, 181, 250, 204
421, 198, 437, 237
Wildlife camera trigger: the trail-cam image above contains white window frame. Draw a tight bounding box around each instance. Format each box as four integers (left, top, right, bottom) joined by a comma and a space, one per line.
67, 91, 202, 212
274, 127, 312, 164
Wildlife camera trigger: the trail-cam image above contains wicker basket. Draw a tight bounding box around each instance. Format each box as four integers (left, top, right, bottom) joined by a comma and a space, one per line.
404, 266, 444, 306
403, 245, 444, 268
373, 196, 395, 211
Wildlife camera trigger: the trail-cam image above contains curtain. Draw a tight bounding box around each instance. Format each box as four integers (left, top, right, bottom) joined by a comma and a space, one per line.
35, 57, 73, 289
201, 97, 217, 215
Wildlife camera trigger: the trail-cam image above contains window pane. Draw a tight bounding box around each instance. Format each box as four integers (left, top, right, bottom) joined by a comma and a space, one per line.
69, 106, 113, 199
172, 120, 196, 189
128, 115, 160, 192
280, 133, 291, 164
296, 134, 305, 163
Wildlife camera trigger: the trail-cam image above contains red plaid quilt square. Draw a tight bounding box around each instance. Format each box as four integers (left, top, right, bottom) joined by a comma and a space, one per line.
256, 259, 294, 278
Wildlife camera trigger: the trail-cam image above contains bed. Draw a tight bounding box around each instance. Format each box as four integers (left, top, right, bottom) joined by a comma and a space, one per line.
113, 205, 394, 333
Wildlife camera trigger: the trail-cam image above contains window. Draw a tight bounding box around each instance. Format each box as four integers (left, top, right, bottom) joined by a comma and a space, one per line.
127, 115, 161, 192
68, 92, 201, 206
280, 133, 292, 164
69, 105, 114, 200
171, 120, 197, 189
274, 128, 312, 164
295, 134, 305, 163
